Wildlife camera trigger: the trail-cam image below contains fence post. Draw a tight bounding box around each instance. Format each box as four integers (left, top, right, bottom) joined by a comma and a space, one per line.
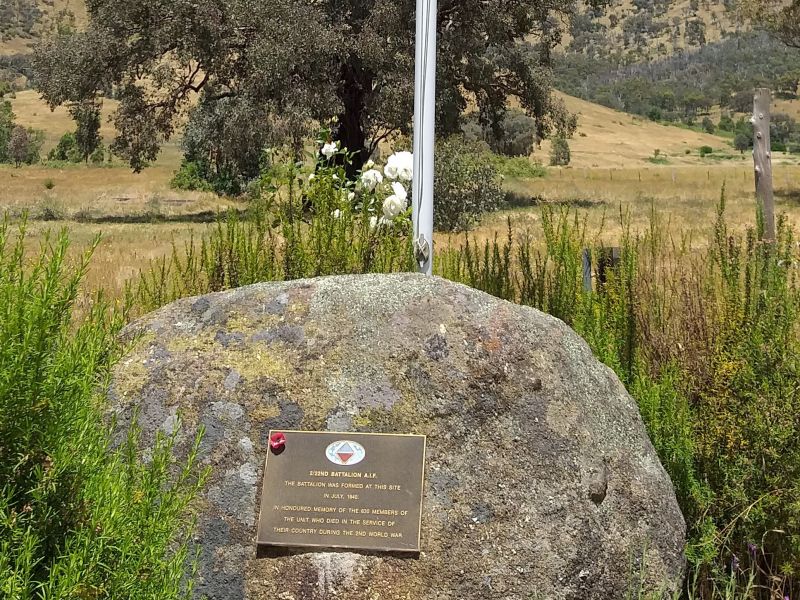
582, 249, 592, 292
753, 88, 776, 242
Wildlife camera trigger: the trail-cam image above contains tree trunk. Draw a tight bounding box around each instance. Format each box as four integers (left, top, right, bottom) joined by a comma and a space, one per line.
333, 58, 371, 179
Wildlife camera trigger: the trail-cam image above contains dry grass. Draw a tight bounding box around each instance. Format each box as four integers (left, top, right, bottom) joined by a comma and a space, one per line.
541, 93, 787, 169
444, 163, 800, 249
0, 162, 243, 219
3, 90, 797, 304
1, 91, 237, 218
9, 90, 118, 149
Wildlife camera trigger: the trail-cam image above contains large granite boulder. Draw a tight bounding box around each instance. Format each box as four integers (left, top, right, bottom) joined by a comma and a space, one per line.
110, 274, 685, 600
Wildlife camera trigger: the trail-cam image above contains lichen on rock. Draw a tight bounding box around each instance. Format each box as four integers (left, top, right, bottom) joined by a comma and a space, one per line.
109, 273, 686, 600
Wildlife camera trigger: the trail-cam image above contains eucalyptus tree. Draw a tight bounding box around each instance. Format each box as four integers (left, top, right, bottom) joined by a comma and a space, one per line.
34, 0, 589, 182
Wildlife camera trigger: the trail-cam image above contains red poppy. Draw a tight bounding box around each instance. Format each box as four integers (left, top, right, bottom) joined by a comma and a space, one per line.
269, 432, 287, 451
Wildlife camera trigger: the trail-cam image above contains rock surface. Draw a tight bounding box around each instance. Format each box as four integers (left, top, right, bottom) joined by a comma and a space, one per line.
110, 274, 685, 600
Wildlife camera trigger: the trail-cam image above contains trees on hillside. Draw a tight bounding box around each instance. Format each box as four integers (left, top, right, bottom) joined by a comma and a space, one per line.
744, 0, 800, 49
554, 32, 800, 123
34, 0, 587, 188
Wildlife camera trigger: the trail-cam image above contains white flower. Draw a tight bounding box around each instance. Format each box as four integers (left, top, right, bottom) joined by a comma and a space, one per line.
348, 192, 356, 202
382, 194, 407, 220
331, 209, 342, 218
384, 151, 413, 182
308, 173, 315, 182
390, 181, 408, 202
360, 169, 384, 191
369, 215, 379, 230
364, 159, 375, 170
321, 141, 338, 160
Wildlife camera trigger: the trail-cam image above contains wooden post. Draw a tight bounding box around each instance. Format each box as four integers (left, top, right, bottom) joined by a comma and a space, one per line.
582, 249, 592, 293
753, 88, 776, 241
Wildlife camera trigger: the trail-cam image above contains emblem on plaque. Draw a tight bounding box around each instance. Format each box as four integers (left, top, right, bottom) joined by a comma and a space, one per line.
325, 440, 366, 466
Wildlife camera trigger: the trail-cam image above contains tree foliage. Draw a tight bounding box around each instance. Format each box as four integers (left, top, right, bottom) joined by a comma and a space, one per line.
433, 136, 504, 232
8, 126, 30, 167
33, 0, 590, 186
549, 136, 571, 166
70, 102, 102, 163
0, 101, 14, 164
744, 0, 800, 49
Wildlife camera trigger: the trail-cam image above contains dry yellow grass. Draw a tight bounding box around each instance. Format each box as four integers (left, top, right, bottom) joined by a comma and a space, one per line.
467, 163, 800, 249
1, 91, 237, 217
2, 89, 797, 304
9, 90, 118, 149
11, 164, 796, 302
541, 93, 773, 169
0, 162, 244, 219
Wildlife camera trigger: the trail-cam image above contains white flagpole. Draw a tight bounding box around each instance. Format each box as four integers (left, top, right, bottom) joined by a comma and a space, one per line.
412, 0, 437, 275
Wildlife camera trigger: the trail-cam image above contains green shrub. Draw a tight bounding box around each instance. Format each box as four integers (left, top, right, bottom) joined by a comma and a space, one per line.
549, 136, 571, 166
734, 133, 751, 153
171, 160, 215, 192
47, 132, 82, 163
699, 145, 714, 157
89, 143, 106, 164
433, 136, 504, 232
0, 218, 207, 599
138, 157, 414, 309
43, 178, 54, 190
489, 155, 547, 179
492, 110, 538, 157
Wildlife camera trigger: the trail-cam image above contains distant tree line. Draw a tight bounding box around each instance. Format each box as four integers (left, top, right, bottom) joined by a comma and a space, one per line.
555, 32, 800, 124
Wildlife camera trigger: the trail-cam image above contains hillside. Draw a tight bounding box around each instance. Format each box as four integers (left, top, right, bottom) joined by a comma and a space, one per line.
566, 0, 742, 62
0, 0, 85, 55
542, 92, 738, 168
0, 0, 85, 88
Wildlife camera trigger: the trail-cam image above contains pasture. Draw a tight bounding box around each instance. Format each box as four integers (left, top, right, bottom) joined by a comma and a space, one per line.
2, 89, 797, 300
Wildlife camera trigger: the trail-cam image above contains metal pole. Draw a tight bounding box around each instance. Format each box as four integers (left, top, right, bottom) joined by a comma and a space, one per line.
412, 0, 437, 275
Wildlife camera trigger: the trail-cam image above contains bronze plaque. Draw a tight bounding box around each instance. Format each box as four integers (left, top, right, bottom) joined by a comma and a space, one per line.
257, 430, 426, 553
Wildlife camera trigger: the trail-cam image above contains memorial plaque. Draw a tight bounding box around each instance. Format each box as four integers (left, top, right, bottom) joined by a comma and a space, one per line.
257, 431, 426, 553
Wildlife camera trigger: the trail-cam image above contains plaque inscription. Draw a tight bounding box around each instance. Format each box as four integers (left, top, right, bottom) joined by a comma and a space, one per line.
257, 431, 426, 553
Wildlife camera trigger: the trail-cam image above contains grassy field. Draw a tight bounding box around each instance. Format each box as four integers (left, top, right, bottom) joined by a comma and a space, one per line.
540, 93, 755, 169
2, 90, 798, 300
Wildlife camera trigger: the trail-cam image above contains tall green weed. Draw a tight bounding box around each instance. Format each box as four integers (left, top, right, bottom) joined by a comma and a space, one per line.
0, 218, 207, 599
